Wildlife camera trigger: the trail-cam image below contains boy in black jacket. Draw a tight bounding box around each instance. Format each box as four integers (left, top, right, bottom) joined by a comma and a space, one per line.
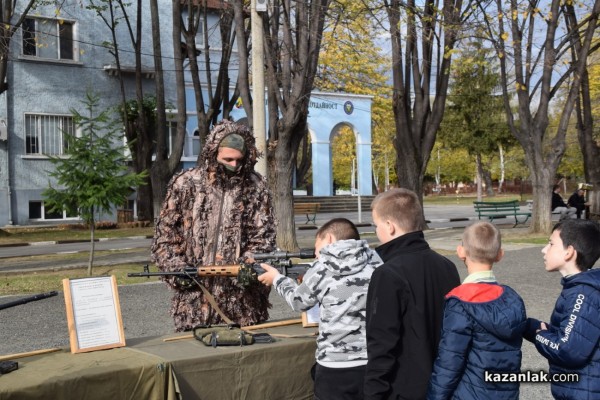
364, 188, 460, 400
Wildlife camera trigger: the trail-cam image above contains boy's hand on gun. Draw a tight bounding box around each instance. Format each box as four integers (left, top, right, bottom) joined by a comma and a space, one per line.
257, 264, 280, 286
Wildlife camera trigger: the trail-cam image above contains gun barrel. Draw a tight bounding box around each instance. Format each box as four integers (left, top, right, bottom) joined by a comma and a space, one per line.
253, 248, 315, 261
0, 291, 58, 311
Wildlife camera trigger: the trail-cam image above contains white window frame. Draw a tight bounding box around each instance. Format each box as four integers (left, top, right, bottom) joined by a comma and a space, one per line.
195, 17, 206, 49
24, 113, 76, 156
21, 16, 79, 62
166, 119, 177, 156
29, 200, 79, 221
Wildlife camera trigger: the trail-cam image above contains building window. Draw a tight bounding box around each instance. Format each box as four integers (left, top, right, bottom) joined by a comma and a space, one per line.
22, 17, 77, 61
29, 201, 79, 220
195, 19, 205, 48
25, 114, 76, 156
167, 120, 177, 155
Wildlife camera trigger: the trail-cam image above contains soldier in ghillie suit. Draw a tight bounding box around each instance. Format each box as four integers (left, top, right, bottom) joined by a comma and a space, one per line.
151, 120, 276, 331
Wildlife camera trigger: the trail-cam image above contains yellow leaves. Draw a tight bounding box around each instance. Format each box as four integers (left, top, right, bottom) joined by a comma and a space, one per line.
546, 11, 553, 21
58, 19, 64, 25
444, 47, 458, 60
515, 82, 527, 91
498, 52, 504, 59
512, 10, 518, 20
501, 32, 509, 41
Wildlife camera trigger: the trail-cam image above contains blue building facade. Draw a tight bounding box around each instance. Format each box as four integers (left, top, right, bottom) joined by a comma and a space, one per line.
0, 1, 372, 226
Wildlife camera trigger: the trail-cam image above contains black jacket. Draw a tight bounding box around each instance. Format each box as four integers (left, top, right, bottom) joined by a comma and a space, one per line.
552, 192, 568, 210
364, 231, 460, 400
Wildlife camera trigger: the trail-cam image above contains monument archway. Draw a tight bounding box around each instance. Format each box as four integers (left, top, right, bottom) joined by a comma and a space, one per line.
307, 92, 373, 196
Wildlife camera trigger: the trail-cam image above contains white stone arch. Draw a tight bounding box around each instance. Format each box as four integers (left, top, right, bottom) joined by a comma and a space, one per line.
307, 93, 373, 196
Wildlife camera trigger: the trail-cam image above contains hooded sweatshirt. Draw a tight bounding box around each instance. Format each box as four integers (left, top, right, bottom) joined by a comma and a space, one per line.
427, 282, 527, 400
273, 239, 382, 367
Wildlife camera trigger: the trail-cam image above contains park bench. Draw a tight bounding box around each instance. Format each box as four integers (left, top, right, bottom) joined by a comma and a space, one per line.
526, 200, 565, 220
473, 200, 532, 227
294, 202, 321, 224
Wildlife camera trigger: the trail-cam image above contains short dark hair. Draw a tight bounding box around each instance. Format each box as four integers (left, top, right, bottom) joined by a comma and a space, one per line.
317, 218, 360, 241
553, 219, 600, 271
552, 184, 560, 192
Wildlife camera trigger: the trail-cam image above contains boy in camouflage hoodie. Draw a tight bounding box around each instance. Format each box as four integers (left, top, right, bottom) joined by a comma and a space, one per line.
259, 218, 382, 400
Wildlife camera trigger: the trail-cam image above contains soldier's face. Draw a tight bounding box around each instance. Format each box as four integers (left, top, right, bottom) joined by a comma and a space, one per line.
217, 147, 244, 172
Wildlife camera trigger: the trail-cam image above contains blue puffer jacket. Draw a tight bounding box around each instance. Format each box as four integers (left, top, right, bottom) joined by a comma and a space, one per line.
427, 283, 526, 400
525, 268, 600, 400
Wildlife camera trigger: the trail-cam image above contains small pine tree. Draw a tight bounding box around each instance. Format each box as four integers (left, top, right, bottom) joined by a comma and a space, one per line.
43, 91, 147, 276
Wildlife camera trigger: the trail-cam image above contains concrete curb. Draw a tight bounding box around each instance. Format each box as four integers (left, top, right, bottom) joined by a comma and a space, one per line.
0, 235, 154, 249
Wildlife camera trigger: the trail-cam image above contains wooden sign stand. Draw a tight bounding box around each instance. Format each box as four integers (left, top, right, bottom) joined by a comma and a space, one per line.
63, 276, 126, 353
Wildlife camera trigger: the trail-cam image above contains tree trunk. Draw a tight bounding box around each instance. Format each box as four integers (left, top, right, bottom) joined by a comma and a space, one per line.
88, 215, 95, 276
268, 137, 298, 251
483, 168, 494, 197
573, 42, 600, 219
475, 154, 483, 201
148, 0, 187, 216
498, 144, 505, 194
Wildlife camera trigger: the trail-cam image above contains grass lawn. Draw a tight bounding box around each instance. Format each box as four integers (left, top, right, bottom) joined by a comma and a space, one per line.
0, 264, 162, 296
0, 226, 154, 245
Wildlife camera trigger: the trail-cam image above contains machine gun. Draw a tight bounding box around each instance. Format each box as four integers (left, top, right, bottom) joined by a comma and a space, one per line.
127, 249, 316, 287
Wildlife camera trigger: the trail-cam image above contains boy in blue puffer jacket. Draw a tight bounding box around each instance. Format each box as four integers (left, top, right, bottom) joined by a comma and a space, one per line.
524, 219, 600, 400
427, 221, 526, 400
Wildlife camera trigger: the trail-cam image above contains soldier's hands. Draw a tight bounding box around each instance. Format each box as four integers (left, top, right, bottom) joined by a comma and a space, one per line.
257, 263, 280, 286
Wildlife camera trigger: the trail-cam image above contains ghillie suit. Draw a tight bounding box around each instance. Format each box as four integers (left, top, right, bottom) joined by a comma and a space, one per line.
151, 120, 276, 331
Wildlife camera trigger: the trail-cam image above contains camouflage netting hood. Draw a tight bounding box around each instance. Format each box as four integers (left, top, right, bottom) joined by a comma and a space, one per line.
199, 120, 260, 188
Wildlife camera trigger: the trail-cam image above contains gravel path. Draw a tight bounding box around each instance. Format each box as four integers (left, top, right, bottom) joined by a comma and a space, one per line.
0, 247, 559, 399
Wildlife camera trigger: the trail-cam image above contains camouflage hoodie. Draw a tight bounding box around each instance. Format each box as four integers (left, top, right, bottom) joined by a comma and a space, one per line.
151, 120, 276, 331
273, 239, 382, 366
